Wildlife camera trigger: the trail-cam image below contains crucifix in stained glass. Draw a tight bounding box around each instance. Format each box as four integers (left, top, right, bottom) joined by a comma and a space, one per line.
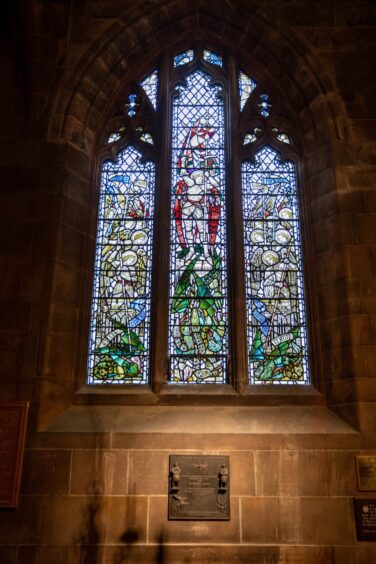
169, 70, 228, 383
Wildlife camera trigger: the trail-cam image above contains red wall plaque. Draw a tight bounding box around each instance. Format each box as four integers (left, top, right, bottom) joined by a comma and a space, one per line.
0, 402, 29, 508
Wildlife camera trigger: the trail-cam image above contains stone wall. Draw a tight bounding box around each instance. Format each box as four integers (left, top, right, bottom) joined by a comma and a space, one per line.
0, 1, 375, 562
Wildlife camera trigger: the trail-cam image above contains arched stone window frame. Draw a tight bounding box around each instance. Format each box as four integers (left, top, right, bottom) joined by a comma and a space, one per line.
77, 37, 322, 405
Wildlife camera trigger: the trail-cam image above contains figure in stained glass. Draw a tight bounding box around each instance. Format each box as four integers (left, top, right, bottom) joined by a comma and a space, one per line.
173, 123, 221, 258
88, 147, 155, 384
169, 71, 228, 383
242, 146, 309, 384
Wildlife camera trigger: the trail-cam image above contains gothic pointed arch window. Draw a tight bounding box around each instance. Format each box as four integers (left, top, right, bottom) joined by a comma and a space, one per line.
87, 46, 310, 390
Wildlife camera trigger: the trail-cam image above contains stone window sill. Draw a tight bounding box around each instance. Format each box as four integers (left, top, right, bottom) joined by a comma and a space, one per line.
73, 383, 324, 406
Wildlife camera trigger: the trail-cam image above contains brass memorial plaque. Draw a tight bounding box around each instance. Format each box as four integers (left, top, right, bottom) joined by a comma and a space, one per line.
354, 498, 376, 541
0, 402, 29, 508
356, 455, 376, 491
168, 455, 230, 520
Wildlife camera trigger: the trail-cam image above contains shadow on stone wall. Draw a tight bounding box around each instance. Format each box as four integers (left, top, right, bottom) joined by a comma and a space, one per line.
75, 479, 102, 564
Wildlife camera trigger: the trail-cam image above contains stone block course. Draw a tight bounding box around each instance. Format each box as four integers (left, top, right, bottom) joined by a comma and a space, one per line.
70, 449, 129, 495
22, 449, 71, 495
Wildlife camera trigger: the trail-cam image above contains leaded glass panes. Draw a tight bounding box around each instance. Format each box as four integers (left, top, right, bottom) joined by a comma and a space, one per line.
140, 70, 158, 110
169, 70, 228, 383
174, 50, 194, 67
88, 146, 155, 384
89, 49, 312, 390
242, 146, 309, 384
239, 71, 257, 111
203, 49, 222, 67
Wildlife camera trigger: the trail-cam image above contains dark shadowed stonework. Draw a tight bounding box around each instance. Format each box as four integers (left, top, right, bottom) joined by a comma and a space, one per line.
0, 0, 375, 562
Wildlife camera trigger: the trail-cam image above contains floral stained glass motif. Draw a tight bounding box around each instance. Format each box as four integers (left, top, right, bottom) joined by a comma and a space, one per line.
239, 71, 257, 111
88, 146, 155, 384
242, 146, 309, 384
174, 50, 194, 67
169, 70, 228, 383
203, 49, 222, 67
140, 70, 158, 110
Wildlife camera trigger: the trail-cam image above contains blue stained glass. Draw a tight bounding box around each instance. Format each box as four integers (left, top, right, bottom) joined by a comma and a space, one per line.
88, 146, 155, 384
239, 71, 257, 111
174, 50, 194, 67
242, 146, 309, 384
140, 70, 158, 110
203, 49, 223, 67
126, 94, 138, 117
169, 70, 228, 383
259, 93, 271, 117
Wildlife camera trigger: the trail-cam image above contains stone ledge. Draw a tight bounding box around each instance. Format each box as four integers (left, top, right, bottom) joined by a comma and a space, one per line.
44, 405, 357, 434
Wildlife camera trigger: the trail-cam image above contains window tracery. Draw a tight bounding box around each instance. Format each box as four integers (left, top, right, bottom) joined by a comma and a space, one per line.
87, 46, 310, 388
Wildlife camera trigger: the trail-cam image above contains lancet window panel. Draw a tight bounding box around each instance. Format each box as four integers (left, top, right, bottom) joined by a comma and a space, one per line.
241, 146, 309, 385
88, 147, 155, 384
169, 70, 228, 384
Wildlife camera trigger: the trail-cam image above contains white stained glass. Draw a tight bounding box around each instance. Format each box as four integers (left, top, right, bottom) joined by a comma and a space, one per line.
140, 70, 158, 110
239, 71, 257, 111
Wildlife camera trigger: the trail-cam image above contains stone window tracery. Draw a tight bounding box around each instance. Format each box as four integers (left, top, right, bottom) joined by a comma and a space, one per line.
87, 47, 310, 388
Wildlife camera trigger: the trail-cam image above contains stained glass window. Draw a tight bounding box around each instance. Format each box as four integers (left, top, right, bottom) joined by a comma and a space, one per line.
239, 71, 257, 111
174, 50, 194, 67
88, 146, 155, 384
89, 49, 311, 389
203, 49, 222, 67
242, 146, 309, 384
169, 70, 228, 383
140, 70, 158, 110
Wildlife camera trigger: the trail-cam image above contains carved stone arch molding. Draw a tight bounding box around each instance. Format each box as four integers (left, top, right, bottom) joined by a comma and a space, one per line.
39, 0, 362, 430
